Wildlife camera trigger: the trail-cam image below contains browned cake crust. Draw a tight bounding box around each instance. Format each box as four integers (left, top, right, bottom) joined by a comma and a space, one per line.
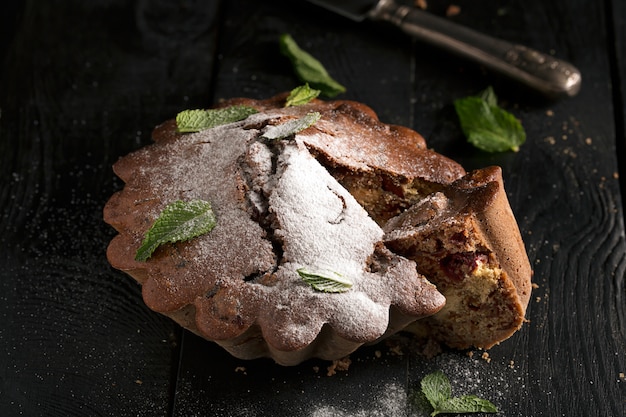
104, 94, 449, 365
104, 93, 532, 364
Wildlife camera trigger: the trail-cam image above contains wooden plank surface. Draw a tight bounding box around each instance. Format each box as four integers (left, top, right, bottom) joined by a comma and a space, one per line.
1, 0, 624, 416
0, 1, 221, 415
611, 0, 626, 209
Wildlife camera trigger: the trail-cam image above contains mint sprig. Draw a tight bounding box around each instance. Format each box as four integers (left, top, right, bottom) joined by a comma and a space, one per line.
420, 371, 498, 416
261, 112, 321, 140
135, 199, 217, 261
279, 33, 346, 98
176, 105, 258, 133
285, 84, 321, 107
297, 267, 353, 293
454, 86, 526, 152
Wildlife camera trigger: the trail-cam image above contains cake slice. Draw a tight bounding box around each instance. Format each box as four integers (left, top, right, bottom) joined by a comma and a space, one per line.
382, 167, 532, 349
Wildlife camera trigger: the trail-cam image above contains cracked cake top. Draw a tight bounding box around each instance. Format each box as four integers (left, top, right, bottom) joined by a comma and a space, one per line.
104, 96, 453, 364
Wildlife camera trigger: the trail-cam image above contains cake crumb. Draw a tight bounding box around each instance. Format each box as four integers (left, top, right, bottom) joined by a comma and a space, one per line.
509, 360, 515, 369
532, 283, 540, 289
234, 366, 247, 375
374, 350, 382, 358
467, 351, 474, 358
585, 137, 592, 145
563, 147, 577, 158
312, 366, 320, 373
327, 356, 351, 376
545, 136, 556, 145
388, 343, 404, 356
415, 0, 427, 9
135, 379, 143, 385
614, 172, 619, 180
446, 4, 461, 16
546, 109, 554, 116
619, 372, 625, 381
536, 296, 542, 302
481, 352, 491, 363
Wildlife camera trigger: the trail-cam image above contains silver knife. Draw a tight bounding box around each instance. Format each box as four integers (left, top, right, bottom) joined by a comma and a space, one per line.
307, 0, 581, 97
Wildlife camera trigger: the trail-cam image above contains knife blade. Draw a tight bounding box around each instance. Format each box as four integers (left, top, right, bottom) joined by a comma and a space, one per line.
307, 0, 581, 97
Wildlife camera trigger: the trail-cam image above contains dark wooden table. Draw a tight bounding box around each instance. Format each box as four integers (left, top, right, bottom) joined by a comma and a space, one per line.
1, 1, 625, 416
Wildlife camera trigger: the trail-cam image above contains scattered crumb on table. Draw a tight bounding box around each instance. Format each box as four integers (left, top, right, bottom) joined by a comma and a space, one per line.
446, 5, 461, 16
415, 0, 427, 9
326, 356, 351, 376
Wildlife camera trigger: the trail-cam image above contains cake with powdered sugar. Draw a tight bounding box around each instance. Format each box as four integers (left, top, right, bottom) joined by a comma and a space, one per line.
104, 93, 532, 365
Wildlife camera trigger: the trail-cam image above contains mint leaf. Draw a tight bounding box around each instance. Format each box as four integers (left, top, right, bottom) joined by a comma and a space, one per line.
285, 84, 321, 107
279, 33, 346, 97
454, 86, 526, 152
261, 112, 321, 140
420, 371, 498, 416
479, 85, 498, 107
297, 267, 353, 293
435, 396, 498, 415
135, 199, 217, 261
421, 371, 452, 410
176, 105, 258, 133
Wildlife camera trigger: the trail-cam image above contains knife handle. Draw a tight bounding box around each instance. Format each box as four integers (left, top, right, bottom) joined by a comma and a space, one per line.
369, 0, 581, 97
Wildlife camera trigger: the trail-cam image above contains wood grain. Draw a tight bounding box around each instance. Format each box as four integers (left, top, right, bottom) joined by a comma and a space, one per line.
0, 0, 624, 416
0, 1, 219, 415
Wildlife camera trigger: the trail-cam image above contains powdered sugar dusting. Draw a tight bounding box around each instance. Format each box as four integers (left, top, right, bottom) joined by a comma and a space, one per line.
270, 143, 383, 279
309, 382, 407, 417
105, 105, 445, 364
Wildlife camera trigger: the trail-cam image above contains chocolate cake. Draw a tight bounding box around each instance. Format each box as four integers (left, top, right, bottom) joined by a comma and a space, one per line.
104, 93, 532, 365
